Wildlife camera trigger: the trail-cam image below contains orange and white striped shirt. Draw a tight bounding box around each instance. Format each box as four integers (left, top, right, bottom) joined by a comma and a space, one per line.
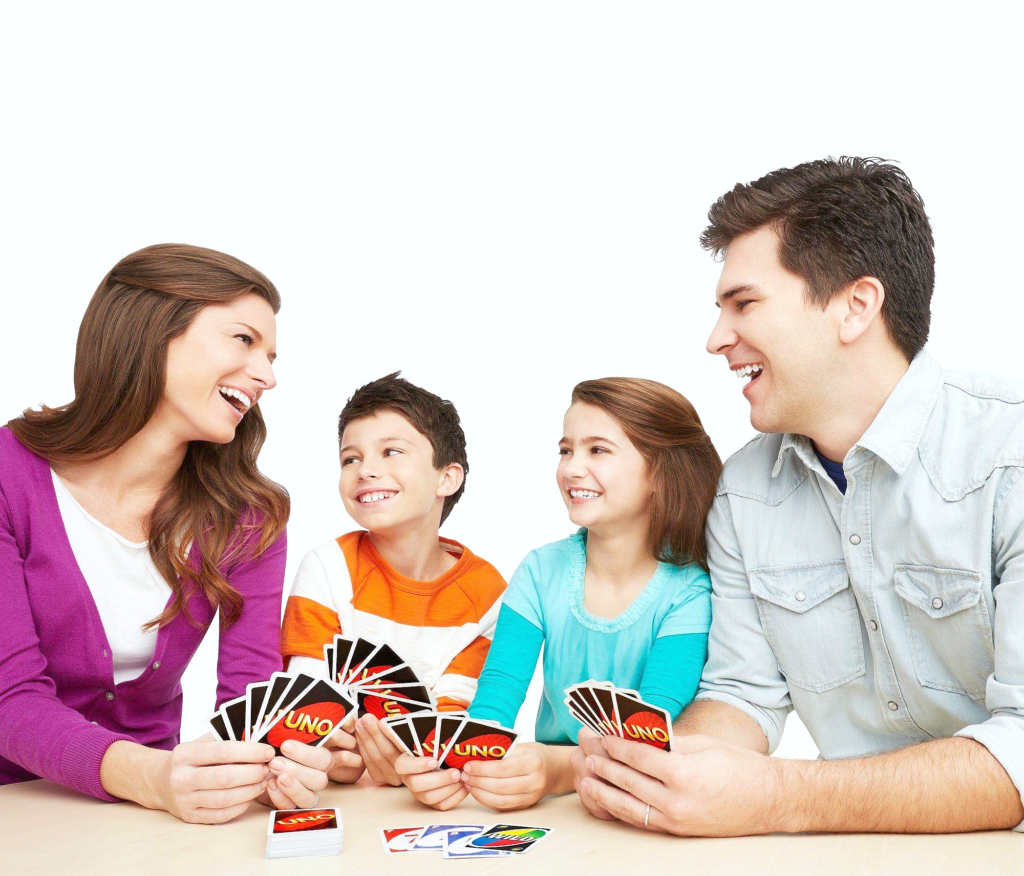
281, 531, 506, 711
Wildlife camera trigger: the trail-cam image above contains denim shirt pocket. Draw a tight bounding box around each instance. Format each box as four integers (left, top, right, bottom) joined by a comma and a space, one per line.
893, 564, 993, 701
749, 560, 865, 693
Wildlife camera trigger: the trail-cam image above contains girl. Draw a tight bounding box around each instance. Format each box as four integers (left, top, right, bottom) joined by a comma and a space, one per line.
394, 377, 722, 810
0, 244, 329, 822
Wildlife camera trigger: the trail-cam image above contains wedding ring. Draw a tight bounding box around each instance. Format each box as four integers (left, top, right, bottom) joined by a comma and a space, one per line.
309, 791, 319, 808
644, 803, 651, 827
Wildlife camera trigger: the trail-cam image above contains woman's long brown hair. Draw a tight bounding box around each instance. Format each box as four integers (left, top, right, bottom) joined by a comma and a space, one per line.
571, 377, 722, 570
7, 244, 290, 629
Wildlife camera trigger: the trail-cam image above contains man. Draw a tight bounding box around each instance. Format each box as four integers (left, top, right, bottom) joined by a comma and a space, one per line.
570, 157, 1024, 834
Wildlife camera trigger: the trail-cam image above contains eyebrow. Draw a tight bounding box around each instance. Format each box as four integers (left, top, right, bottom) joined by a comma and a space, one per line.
559, 436, 619, 448
715, 283, 762, 307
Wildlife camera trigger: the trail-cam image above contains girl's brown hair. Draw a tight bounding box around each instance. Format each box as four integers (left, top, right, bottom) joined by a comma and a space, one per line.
571, 377, 722, 570
7, 243, 290, 629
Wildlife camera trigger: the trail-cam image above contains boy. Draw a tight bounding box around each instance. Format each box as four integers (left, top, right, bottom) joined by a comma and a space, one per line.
281, 372, 506, 785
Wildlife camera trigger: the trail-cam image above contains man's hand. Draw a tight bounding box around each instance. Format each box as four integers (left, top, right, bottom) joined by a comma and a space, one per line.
570, 729, 616, 821
583, 733, 784, 836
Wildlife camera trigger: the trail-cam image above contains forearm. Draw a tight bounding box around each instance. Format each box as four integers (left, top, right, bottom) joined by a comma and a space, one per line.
98, 740, 168, 810
675, 699, 769, 753
778, 736, 1023, 833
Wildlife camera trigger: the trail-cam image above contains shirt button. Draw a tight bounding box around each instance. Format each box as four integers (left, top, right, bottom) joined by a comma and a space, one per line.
869, 620, 878, 631
887, 701, 899, 711
849, 534, 861, 545
102, 649, 109, 658
105, 691, 115, 701
795, 592, 806, 603
931, 598, 943, 610
152, 661, 161, 670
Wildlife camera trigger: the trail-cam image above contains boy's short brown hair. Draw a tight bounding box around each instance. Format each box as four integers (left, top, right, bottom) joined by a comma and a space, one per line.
338, 372, 468, 524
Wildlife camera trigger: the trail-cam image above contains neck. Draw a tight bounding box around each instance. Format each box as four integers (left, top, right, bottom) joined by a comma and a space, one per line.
584, 517, 658, 586
368, 515, 452, 580
806, 349, 911, 463
53, 415, 189, 502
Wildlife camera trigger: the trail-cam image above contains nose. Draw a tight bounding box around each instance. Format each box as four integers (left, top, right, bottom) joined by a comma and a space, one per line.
706, 311, 739, 357
357, 460, 380, 481
561, 454, 588, 481
249, 357, 277, 393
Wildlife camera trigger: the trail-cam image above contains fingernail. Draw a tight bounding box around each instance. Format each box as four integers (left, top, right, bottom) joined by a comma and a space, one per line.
279, 773, 292, 786
582, 779, 591, 793
268, 778, 277, 790
586, 757, 595, 770
283, 740, 299, 754
271, 757, 286, 770
451, 770, 461, 781
427, 759, 437, 769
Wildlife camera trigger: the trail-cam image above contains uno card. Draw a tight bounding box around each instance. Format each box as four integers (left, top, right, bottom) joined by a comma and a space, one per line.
412, 823, 486, 852
443, 829, 513, 859
348, 643, 406, 686
566, 688, 603, 730
613, 692, 673, 751
220, 693, 248, 741
433, 715, 467, 765
357, 685, 434, 720
409, 713, 441, 757
258, 678, 354, 755
352, 662, 421, 690
440, 720, 518, 769
575, 685, 613, 734
467, 824, 554, 854
589, 686, 621, 735
379, 826, 425, 854
323, 643, 336, 678
209, 711, 230, 741
254, 672, 301, 738
271, 807, 339, 834
245, 682, 270, 742
331, 635, 356, 685
566, 699, 603, 736
383, 716, 418, 756
342, 637, 379, 683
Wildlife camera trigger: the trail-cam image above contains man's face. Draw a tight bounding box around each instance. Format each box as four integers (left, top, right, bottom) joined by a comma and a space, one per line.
705, 226, 838, 434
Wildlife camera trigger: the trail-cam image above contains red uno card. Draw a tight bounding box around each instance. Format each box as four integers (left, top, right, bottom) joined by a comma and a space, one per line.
613, 692, 672, 751
260, 679, 354, 755
440, 720, 518, 769
272, 808, 339, 834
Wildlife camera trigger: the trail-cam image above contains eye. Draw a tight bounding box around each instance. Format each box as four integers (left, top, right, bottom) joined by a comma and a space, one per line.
384, 448, 401, 458
235, 333, 254, 346
342, 456, 359, 466
590, 446, 609, 454
558, 447, 571, 456
735, 300, 753, 311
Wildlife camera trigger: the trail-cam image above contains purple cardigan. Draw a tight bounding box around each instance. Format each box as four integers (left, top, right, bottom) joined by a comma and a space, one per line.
0, 427, 286, 800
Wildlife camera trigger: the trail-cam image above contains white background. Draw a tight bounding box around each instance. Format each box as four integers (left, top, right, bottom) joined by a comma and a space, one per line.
2, 2, 1021, 760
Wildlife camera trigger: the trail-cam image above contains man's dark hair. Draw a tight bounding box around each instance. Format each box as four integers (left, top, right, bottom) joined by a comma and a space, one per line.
338, 372, 468, 524
700, 156, 934, 361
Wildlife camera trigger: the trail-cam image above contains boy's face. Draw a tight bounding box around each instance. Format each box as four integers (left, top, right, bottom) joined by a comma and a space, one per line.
557, 402, 652, 535
705, 225, 839, 435
339, 410, 459, 535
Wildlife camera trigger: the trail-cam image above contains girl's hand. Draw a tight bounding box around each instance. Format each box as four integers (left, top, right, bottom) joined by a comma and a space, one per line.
324, 714, 365, 784
394, 753, 469, 811
461, 742, 554, 811
354, 714, 404, 786
257, 739, 331, 810
148, 739, 273, 824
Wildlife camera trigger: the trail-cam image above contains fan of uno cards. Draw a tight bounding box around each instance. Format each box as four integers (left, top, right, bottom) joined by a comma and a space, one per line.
564, 680, 673, 751
382, 711, 520, 770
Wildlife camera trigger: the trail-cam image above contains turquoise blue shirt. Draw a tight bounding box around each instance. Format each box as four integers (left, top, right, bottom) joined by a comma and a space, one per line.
469, 529, 712, 744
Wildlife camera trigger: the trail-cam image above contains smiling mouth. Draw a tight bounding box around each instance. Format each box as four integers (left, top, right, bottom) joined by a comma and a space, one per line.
218, 386, 252, 416
568, 488, 602, 504
357, 491, 398, 505
732, 363, 764, 386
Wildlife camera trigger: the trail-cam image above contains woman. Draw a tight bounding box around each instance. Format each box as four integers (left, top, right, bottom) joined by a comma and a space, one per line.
0, 244, 329, 823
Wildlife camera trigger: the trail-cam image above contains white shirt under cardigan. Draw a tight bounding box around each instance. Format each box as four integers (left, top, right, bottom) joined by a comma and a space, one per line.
51, 470, 172, 685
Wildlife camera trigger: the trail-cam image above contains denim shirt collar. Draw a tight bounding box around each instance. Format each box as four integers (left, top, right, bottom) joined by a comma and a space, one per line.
772, 351, 944, 479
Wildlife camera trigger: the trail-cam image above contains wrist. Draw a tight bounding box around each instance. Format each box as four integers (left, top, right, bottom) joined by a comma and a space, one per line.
771, 758, 816, 834
136, 746, 171, 811
540, 744, 575, 796
100, 741, 167, 810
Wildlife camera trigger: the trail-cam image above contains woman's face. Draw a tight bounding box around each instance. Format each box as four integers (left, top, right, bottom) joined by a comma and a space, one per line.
557, 401, 652, 535
161, 294, 278, 444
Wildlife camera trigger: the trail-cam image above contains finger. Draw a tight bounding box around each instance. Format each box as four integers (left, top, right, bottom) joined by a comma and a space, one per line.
278, 739, 333, 772
586, 753, 673, 811
462, 756, 533, 779
577, 729, 608, 758
575, 778, 618, 821
466, 786, 535, 812
417, 779, 470, 806
461, 773, 535, 795
330, 749, 364, 771
268, 756, 329, 793
276, 771, 319, 808
404, 769, 460, 794
362, 716, 402, 758
193, 762, 271, 790
395, 754, 437, 776
194, 780, 268, 809
430, 785, 469, 811
356, 734, 388, 783
265, 776, 300, 811
582, 778, 667, 833
182, 740, 275, 766
192, 800, 252, 825
326, 728, 358, 751
602, 735, 678, 780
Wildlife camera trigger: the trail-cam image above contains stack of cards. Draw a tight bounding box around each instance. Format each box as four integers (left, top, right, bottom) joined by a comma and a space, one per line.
382, 712, 519, 770
323, 634, 438, 720
265, 808, 343, 859
564, 680, 674, 751
210, 671, 355, 754
380, 823, 554, 859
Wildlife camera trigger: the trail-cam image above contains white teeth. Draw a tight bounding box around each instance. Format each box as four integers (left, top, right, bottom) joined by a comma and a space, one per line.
218, 386, 252, 409
359, 491, 396, 504
570, 489, 601, 498
733, 364, 763, 379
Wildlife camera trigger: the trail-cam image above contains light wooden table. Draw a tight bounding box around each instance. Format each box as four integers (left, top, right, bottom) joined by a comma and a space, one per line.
2, 778, 1021, 875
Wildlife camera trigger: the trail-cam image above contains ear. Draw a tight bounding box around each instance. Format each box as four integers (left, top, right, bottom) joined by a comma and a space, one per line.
837, 276, 885, 345
436, 463, 465, 499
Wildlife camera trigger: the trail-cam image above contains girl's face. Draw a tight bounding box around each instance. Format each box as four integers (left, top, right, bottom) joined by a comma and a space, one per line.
557, 401, 653, 534
161, 294, 278, 444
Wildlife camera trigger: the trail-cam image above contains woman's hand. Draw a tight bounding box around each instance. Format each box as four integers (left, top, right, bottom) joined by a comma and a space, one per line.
257, 739, 332, 810
461, 742, 562, 811
394, 754, 468, 810
354, 714, 404, 786
323, 714, 365, 784
145, 739, 274, 824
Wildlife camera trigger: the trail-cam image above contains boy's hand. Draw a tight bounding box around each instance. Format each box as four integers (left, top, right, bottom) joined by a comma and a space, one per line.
258, 739, 331, 810
354, 714, 404, 786
324, 714, 365, 784
395, 753, 468, 810
461, 742, 553, 811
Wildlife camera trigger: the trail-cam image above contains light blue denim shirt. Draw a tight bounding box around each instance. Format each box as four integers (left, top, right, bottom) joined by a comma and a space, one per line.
696, 351, 1024, 830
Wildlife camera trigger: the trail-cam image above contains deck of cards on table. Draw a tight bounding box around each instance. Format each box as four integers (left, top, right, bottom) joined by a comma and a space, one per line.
380, 823, 554, 858
382, 711, 519, 769
266, 808, 343, 859
209, 635, 442, 750
564, 680, 674, 750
